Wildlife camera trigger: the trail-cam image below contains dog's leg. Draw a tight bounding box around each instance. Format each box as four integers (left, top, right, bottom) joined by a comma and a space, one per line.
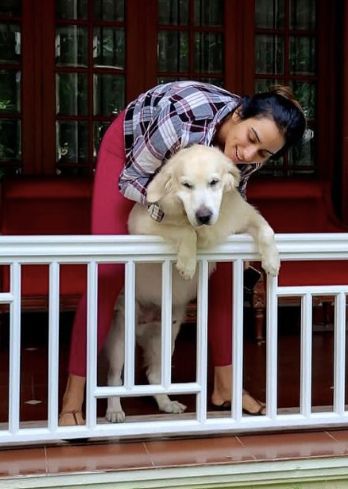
105, 298, 127, 423
248, 215, 280, 276
140, 316, 187, 414
157, 225, 198, 280
175, 228, 198, 280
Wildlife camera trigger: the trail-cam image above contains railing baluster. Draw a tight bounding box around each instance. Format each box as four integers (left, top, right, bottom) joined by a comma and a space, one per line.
232, 259, 244, 420
161, 260, 173, 389
86, 261, 98, 429
9, 262, 21, 434
124, 261, 136, 389
334, 292, 346, 415
266, 274, 278, 419
196, 259, 209, 422
300, 293, 312, 417
48, 262, 60, 431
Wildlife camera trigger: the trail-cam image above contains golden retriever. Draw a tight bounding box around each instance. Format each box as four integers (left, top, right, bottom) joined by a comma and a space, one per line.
105, 145, 279, 422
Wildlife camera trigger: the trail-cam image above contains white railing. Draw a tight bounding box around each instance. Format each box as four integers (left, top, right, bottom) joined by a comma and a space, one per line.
0, 233, 348, 444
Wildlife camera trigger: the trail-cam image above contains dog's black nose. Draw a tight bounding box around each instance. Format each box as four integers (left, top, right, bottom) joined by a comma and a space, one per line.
196, 207, 213, 225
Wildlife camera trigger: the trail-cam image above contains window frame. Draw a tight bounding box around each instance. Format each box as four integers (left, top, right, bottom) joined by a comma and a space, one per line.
1, 0, 343, 187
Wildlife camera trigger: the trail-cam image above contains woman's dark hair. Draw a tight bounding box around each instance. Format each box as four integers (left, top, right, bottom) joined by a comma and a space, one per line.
238, 85, 306, 157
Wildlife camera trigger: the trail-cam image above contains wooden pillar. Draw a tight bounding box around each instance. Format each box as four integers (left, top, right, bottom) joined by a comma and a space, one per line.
342, 3, 348, 223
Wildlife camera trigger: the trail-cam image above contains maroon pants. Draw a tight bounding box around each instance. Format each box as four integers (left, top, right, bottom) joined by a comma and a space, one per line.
68, 112, 233, 376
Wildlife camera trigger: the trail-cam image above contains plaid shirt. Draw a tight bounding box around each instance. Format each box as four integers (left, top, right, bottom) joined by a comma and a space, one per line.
119, 81, 262, 221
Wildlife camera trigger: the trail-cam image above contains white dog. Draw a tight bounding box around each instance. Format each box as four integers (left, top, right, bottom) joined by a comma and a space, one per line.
105, 145, 280, 422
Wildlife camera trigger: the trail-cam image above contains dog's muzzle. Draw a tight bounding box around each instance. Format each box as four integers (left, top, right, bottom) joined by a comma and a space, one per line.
195, 206, 213, 225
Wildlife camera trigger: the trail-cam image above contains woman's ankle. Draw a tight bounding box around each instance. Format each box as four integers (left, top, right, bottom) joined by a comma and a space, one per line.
211, 365, 232, 405
61, 374, 86, 412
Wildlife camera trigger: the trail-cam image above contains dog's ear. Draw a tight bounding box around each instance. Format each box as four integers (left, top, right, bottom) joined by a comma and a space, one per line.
146, 168, 173, 203
223, 162, 241, 191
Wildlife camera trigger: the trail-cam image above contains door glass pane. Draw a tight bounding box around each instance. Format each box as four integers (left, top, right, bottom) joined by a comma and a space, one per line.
194, 32, 223, 73
56, 73, 88, 115
158, 31, 189, 72
0, 70, 20, 112
158, 0, 189, 25
255, 0, 285, 28
255, 78, 279, 93
157, 76, 187, 84
93, 28, 125, 68
288, 137, 314, 170
56, 0, 87, 19
93, 74, 124, 116
94, 121, 111, 157
290, 81, 316, 120
290, 36, 315, 75
94, 0, 124, 22
0, 0, 21, 16
290, 0, 316, 29
198, 77, 224, 86
56, 26, 88, 66
261, 157, 286, 176
0, 120, 21, 161
194, 0, 223, 26
0, 24, 21, 63
94, 0, 124, 21
56, 121, 88, 163
255, 35, 284, 74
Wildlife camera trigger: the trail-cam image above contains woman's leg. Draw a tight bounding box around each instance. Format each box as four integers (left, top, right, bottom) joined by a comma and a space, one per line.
60, 113, 133, 424
208, 262, 265, 413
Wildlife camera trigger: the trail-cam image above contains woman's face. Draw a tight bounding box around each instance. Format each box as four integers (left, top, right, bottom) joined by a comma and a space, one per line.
215, 113, 285, 165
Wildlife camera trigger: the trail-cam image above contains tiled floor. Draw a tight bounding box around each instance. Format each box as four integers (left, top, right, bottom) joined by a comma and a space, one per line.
0, 306, 347, 479
1, 430, 348, 477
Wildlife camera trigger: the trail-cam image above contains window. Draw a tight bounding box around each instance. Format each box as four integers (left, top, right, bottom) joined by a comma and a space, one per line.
0, 0, 128, 177
157, 0, 224, 86
0, 1, 22, 176
0, 0, 341, 183
254, 0, 317, 176
55, 0, 126, 174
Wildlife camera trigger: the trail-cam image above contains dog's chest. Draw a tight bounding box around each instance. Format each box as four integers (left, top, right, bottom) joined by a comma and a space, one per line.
196, 223, 231, 249
135, 263, 198, 307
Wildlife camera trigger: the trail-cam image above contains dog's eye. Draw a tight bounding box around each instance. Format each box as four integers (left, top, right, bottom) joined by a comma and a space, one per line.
182, 182, 193, 189
209, 179, 219, 187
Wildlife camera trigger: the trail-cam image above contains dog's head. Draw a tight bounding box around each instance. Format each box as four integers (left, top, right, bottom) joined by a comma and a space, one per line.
146, 145, 240, 227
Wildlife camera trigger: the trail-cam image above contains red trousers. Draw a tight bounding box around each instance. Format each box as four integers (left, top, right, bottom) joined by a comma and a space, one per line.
68, 112, 233, 376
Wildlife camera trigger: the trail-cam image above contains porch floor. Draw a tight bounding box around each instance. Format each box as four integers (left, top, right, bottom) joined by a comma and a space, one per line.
0, 305, 348, 481
1, 429, 348, 479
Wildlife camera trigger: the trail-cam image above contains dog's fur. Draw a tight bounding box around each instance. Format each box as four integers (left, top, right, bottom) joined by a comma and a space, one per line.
105, 145, 280, 422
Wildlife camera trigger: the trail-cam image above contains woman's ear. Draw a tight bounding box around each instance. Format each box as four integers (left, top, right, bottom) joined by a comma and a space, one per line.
146, 169, 173, 203
231, 109, 241, 123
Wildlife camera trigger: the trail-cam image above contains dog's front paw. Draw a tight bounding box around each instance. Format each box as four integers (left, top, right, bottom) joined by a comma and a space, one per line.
176, 257, 196, 280
261, 252, 280, 276
105, 407, 126, 423
159, 399, 187, 414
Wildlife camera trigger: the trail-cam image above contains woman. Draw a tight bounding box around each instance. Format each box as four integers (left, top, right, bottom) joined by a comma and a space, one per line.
59, 80, 306, 425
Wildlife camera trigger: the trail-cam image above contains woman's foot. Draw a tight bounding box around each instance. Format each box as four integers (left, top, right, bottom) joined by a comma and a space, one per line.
59, 410, 85, 426
59, 374, 86, 426
211, 393, 265, 415
211, 365, 266, 415
242, 390, 266, 415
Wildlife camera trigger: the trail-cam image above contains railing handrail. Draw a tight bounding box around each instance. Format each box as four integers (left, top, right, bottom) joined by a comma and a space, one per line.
1, 233, 348, 261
